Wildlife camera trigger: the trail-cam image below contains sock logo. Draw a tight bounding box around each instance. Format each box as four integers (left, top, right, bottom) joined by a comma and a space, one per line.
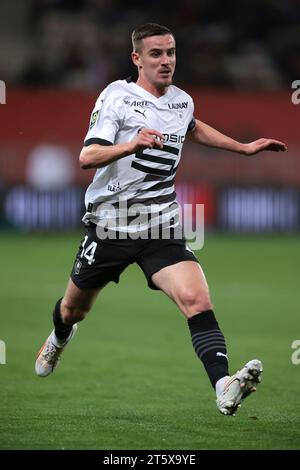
216, 352, 228, 359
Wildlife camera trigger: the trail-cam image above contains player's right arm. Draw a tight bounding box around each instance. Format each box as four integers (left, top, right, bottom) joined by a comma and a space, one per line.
79, 85, 163, 170
79, 128, 163, 170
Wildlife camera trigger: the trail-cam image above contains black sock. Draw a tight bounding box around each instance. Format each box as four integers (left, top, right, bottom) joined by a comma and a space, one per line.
188, 310, 229, 388
53, 298, 72, 341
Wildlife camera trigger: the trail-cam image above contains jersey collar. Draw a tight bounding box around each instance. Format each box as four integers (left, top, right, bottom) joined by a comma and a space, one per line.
129, 81, 172, 104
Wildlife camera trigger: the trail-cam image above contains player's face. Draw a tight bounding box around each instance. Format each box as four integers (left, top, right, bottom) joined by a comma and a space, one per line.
133, 34, 176, 90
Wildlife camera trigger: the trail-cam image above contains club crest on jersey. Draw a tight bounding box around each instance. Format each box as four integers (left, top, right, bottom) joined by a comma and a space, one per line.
89, 110, 99, 129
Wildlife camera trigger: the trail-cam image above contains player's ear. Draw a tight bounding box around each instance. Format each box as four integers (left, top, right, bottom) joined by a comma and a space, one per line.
131, 51, 141, 68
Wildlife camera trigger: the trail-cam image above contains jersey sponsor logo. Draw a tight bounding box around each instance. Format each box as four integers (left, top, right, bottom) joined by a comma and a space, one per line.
168, 101, 188, 109
162, 133, 185, 144
107, 182, 121, 192
124, 99, 149, 107
89, 110, 99, 129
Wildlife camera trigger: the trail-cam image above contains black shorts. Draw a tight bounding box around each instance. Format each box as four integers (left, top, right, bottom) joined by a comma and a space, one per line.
71, 224, 198, 290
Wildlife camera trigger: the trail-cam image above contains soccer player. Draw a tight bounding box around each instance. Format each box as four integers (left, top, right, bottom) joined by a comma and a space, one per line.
35, 23, 287, 416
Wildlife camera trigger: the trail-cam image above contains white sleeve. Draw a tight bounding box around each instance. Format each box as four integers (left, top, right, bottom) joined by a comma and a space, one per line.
84, 88, 125, 145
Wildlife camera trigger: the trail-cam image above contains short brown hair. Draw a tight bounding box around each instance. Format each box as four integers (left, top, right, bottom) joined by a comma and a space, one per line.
132, 23, 175, 52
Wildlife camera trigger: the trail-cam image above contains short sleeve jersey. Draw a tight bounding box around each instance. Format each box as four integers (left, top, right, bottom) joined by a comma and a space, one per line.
82, 78, 195, 232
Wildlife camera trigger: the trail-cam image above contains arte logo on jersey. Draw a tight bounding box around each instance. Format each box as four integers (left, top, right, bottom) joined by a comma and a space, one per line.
124, 99, 149, 108
89, 110, 99, 129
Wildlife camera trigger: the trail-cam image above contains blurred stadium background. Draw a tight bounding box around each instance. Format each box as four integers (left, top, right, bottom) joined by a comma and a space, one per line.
0, 0, 300, 451
1, 0, 300, 232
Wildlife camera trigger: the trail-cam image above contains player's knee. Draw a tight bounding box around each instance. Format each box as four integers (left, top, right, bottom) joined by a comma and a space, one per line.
61, 301, 89, 324
178, 289, 212, 317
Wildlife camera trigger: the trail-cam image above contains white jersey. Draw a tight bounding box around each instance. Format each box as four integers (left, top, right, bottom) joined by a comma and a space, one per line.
82, 78, 195, 233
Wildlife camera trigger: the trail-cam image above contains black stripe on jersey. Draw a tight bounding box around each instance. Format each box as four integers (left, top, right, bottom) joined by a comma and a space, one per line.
84, 138, 113, 147
132, 161, 174, 177
171, 164, 178, 175
137, 152, 176, 166
162, 145, 179, 156
145, 179, 175, 192
120, 206, 178, 227
88, 192, 177, 214
113, 191, 176, 208
143, 173, 165, 182
138, 167, 177, 181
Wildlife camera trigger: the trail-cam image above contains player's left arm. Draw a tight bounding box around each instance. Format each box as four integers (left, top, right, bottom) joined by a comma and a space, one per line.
187, 119, 287, 156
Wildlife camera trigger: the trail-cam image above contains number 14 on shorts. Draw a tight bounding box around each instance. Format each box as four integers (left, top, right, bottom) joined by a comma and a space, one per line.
80, 235, 98, 265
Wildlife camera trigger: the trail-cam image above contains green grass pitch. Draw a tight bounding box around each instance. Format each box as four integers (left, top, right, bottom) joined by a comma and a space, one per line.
0, 232, 300, 450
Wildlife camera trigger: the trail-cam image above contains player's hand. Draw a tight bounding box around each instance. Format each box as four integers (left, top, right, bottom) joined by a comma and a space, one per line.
130, 128, 164, 152
242, 138, 288, 156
